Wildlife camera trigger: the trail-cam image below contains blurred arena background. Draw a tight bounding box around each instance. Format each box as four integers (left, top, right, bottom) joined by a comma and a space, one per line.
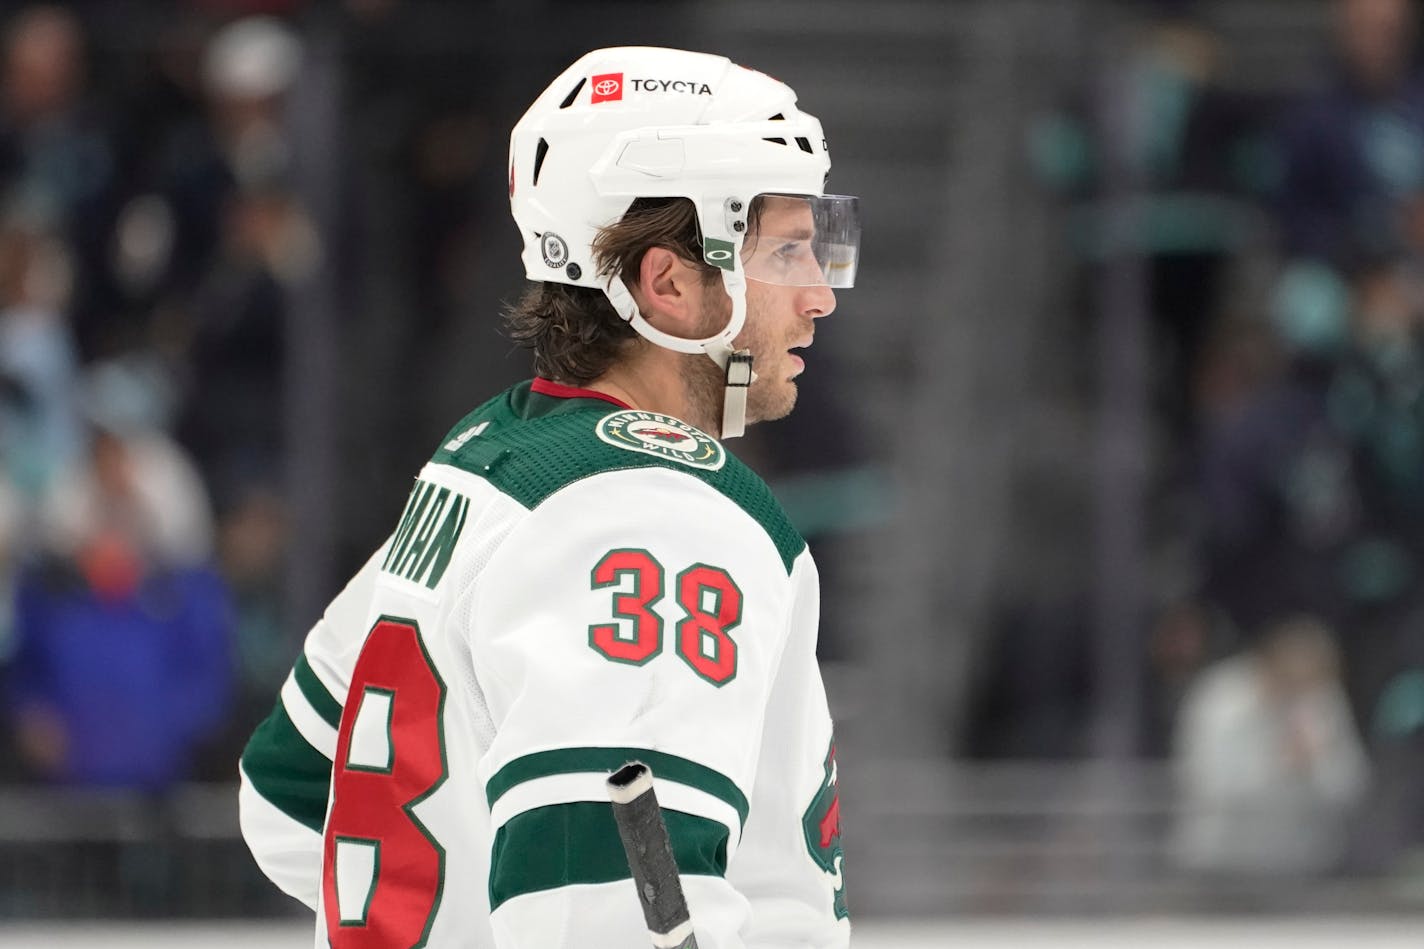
2, 0, 1424, 944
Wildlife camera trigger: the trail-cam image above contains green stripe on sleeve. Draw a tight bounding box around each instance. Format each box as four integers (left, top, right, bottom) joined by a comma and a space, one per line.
488, 802, 727, 910
240, 699, 333, 833
484, 747, 748, 826
294, 653, 343, 729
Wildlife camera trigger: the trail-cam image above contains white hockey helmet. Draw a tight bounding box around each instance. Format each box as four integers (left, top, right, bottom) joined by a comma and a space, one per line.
509, 46, 859, 437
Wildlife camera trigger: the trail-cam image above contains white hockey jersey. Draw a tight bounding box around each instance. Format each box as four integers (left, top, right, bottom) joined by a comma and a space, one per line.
238, 378, 848, 948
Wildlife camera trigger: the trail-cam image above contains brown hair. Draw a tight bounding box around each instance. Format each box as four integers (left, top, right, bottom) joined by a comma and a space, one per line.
503, 197, 720, 385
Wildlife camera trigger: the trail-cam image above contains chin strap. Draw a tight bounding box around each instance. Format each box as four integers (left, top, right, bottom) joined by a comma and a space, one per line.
604, 273, 757, 439
719, 350, 753, 439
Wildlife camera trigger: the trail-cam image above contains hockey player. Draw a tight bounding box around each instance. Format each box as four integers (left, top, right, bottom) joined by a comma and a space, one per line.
238, 46, 859, 948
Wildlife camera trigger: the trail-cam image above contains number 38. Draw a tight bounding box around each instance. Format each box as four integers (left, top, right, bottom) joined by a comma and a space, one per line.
588, 549, 743, 686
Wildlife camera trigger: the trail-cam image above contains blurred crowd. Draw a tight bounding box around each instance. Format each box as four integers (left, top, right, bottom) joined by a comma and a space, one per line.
2, 0, 1424, 905
982, 0, 1424, 886
0, 3, 330, 793
1164, 0, 1424, 884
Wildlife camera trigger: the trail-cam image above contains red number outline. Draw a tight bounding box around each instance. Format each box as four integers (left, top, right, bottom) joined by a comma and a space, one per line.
675, 563, 743, 686
322, 616, 447, 948
588, 548, 665, 665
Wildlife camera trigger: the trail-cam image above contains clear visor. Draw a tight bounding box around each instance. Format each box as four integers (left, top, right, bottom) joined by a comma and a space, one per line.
740, 193, 860, 289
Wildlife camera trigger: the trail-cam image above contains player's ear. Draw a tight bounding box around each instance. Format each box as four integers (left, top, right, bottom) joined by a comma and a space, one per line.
632, 246, 702, 333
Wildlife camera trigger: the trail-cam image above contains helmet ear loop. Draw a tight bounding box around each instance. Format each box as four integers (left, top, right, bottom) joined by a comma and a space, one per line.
605, 273, 724, 356
599, 232, 755, 439
602, 232, 752, 355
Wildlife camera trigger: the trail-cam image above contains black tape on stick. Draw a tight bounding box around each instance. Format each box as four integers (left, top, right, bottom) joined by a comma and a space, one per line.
607, 762, 699, 949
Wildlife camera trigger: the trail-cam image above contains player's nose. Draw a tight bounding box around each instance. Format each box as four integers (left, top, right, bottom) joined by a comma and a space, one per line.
800, 282, 836, 319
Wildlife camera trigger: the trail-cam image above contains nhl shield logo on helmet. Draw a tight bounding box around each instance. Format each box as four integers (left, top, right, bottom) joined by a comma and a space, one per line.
540, 232, 569, 269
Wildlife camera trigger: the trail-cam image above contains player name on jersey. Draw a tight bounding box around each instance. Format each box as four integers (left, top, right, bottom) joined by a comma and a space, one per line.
381, 478, 470, 590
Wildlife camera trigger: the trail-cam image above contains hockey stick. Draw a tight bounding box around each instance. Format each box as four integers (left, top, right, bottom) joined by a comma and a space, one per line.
607, 762, 700, 949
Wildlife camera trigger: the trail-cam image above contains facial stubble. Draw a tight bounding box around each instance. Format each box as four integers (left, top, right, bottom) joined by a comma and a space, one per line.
683, 281, 798, 436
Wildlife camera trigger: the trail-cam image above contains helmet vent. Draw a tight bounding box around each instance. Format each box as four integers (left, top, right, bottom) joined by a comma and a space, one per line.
533, 138, 549, 186
796, 136, 813, 154
764, 115, 789, 148
558, 78, 586, 109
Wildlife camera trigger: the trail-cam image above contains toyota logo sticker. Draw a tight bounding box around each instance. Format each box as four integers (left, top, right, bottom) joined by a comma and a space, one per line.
590, 73, 623, 103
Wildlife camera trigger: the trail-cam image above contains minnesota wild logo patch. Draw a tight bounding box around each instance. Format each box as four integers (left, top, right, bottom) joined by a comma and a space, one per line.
596, 410, 725, 471
802, 741, 848, 919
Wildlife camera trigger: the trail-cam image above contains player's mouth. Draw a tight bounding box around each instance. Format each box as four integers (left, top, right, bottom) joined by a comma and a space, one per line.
788, 337, 813, 376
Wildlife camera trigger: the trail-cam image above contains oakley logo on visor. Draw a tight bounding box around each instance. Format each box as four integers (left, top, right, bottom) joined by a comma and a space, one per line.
704, 237, 736, 271
591, 73, 623, 103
